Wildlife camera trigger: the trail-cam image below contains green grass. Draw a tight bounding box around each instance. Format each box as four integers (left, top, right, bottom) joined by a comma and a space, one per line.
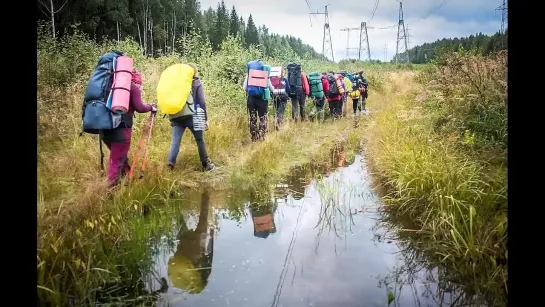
37, 30, 394, 305
364, 52, 507, 306
38, 28, 507, 307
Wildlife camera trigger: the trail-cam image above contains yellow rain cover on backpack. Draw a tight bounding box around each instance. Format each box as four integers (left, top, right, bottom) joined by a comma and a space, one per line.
157, 63, 195, 114
349, 90, 361, 98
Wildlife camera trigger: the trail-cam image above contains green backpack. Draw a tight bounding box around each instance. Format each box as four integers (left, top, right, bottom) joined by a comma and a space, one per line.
308, 72, 324, 99
262, 65, 271, 100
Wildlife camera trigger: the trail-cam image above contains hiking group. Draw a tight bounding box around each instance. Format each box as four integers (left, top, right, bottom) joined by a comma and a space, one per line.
243, 60, 369, 140
80, 51, 369, 189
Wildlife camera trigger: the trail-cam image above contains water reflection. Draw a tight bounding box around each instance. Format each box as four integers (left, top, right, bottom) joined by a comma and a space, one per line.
249, 190, 277, 239
167, 190, 215, 294
150, 155, 475, 307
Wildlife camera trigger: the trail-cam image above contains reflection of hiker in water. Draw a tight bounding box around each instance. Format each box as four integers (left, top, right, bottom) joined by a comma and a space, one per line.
168, 190, 214, 294
249, 191, 278, 239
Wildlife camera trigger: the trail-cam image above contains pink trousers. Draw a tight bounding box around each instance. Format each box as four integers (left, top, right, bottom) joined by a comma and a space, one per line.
107, 128, 132, 185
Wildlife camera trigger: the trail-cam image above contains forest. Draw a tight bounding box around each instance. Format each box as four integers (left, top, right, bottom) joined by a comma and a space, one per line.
36, 0, 325, 60
393, 29, 508, 64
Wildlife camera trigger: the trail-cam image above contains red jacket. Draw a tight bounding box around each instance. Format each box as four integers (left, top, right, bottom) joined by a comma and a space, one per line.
321, 76, 329, 97
301, 72, 310, 96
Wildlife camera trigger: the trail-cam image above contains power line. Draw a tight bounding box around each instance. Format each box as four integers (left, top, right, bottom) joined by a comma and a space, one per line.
368, 0, 451, 30
368, 0, 380, 24
304, 0, 318, 26
310, 5, 334, 61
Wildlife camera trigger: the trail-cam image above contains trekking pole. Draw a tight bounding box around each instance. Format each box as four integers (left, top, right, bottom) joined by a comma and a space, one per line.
138, 112, 156, 179
272, 95, 278, 131
128, 113, 153, 179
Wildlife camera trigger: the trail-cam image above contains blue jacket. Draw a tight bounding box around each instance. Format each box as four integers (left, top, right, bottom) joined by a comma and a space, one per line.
280, 77, 291, 94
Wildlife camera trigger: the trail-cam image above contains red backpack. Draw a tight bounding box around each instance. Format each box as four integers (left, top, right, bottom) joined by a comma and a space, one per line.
270, 76, 282, 89
270, 76, 287, 97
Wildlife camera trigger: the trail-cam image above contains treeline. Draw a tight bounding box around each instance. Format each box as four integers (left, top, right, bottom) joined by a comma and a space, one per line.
393, 30, 508, 64
36, 0, 325, 60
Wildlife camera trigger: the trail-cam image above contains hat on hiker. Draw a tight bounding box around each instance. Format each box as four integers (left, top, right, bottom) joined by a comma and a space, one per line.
187, 62, 199, 78
132, 69, 143, 86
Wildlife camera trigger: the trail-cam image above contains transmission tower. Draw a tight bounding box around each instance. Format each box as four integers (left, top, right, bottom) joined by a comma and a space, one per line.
310, 5, 334, 61
495, 0, 507, 33
340, 27, 359, 59
340, 22, 371, 61
359, 22, 371, 61
395, 1, 410, 64
383, 44, 388, 62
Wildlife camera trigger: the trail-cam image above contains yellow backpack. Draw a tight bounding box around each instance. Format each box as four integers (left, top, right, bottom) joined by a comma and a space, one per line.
349, 90, 361, 98
157, 64, 195, 114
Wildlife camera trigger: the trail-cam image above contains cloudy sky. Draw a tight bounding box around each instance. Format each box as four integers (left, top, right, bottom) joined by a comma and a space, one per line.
200, 0, 504, 62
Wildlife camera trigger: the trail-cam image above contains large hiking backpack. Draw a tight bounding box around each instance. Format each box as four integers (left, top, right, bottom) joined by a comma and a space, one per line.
326, 74, 339, 98
82, 51, 132, 134
286, 63, 302, 97
157, 63, 196, 116
308, 72, 324, 99
81, 50, 134, 170
349, 89, 361, 99
270, 76, 287, 98
246, 60, 268, 97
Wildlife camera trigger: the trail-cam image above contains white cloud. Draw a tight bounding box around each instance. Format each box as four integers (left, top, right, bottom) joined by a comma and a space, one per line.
200, 0, 502, 62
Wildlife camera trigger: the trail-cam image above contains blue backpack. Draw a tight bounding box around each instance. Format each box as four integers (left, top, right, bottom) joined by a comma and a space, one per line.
246, 60, 266, 97
81, 50, 128, 170
82, 51, 125, 135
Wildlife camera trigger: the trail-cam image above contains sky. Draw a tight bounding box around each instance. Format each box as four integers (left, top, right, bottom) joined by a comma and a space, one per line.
199, 0, 504, 62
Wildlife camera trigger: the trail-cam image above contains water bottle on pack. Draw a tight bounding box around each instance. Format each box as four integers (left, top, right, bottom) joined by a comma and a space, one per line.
193, 103, 206, 131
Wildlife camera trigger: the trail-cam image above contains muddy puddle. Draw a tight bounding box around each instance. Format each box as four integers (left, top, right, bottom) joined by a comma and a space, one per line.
145, 155, 468, 307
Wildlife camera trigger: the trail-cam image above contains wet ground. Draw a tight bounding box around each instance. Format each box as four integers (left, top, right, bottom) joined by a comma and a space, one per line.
146, 155, 465, 307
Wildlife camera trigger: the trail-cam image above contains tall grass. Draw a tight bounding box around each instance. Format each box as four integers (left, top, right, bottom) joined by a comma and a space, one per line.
365, 50, 507, 305
37, 26, 395, 305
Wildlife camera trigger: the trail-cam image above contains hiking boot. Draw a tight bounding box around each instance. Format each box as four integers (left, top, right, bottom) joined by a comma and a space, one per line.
202, 159, 215, 172
167, 162, 174, 170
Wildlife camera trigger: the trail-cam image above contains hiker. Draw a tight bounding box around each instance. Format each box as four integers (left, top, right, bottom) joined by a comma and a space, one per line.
342, 72, 353, 117
100, 69, 157, 187
308, 71, 329, 122
166, 63, 215, 171
355, 71, 369, 113
244, 60, 275, 141
168, 189, 214, 293
325, 71, 343, 119
348, 79, 362, 116
270, 67, 291, 130
286, 63, 310, 122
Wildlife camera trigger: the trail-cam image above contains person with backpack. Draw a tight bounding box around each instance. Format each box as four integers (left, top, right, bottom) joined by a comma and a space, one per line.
164, 63, 215, 172
307, 71, 329, 122
342, 73, 352, 117
243, 60, 275, 141
355, 71, 369, 113
332, 72, 346, 117
348, 80, 363, 116
286, 63, 309, 122
325, 71, 343, 119
100, 69, 157, 187
82, 51, 158, 188
270, 68, 291, 130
